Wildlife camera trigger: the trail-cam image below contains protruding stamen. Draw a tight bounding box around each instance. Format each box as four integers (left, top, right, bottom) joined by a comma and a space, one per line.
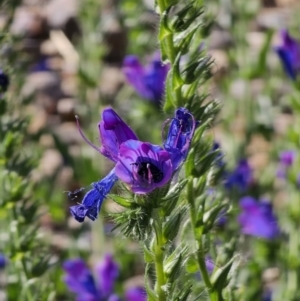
75, 115, 101, 152
147, 163, 153, 184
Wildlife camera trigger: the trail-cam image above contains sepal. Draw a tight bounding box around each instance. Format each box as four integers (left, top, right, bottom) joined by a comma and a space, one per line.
202, 203, 228, 234
169, 4, 204, 32
109, 194, 132, 208
163, 205, 188, 241
161, 179, 188, 216
163, 247, 188, 283
181, 56, 212, 84
110, 206, 151, 240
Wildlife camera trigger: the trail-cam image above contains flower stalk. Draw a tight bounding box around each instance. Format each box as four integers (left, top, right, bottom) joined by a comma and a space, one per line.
153, 213, 167, 301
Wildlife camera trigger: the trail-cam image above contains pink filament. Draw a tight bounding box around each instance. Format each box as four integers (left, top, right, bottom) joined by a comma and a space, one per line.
75, 115, 101, 152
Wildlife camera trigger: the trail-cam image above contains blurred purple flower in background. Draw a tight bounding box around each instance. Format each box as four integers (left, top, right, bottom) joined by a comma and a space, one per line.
0, 254, 7, 269
238, 196, 279, 240
125, 287, 146, 301
276, 150, 296, 179
211, 141, 225, 168
224, 159, 253, 191
275, 30, 300, 80
70, 108, 138, 222
122, 53, 169, 103
0, 69, 9, 93
115, 140, 173, 194
63, 254, 146, 301
279, 150, 296, 167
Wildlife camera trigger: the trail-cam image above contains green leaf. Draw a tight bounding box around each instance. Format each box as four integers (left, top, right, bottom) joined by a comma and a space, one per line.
186, 255, 198, 273
109, 194, 132, 208
163, 205, 187, 240
143, 245, 155, 263
211, 255, 236, 291
163, 69, 176, 113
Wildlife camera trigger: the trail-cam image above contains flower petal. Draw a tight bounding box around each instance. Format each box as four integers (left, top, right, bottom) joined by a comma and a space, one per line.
115, 140, 172, 194
70, 169, 118, 222
164, 107, 196, 170
99, 108, 138, 162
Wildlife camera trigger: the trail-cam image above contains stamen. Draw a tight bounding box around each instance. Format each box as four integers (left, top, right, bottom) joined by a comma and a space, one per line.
173, 118, 182, 148
75, 115, 101, 152
130, 163, 139, 182
147, 163, 153, 184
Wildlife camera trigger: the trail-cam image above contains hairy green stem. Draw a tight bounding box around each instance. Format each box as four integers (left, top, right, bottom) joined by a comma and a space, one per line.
156, 0, 182, 106
153, 213, 167, 301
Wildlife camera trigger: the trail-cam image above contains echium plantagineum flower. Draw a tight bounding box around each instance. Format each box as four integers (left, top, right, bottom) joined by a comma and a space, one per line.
70, 108, 138, 222
238, 196, 279, 240
122, 53, 169, 103
70, 107, 196, 221
275, 30, 300, 80
0, 69, 9, 93
224, 159, 253, 192
63, 254, 146, 301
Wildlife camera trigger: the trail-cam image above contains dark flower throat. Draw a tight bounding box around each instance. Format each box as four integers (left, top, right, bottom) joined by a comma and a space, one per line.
137, 162, 163, 183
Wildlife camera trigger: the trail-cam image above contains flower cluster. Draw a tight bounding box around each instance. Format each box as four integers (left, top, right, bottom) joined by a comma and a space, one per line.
70, 107, 196, 222
275, 30, 300, 80
63, 254, 146, 301
238, 196, 279, 240
122, 53, 169, 104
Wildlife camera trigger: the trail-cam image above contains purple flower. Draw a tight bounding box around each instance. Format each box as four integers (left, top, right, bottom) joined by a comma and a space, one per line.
0, 69, 9, 93
274, 30, 300, 80
98, 108, 138, 162
70, 108, 138, 222
95, 254, 119, 297
163, 107, 196, 170
122, 53, 169, 103
0, 254, 7, 269
115, 140, 173, 194
276, 150, 296, 180
70, 169, 118, 222
225, 159, 253, 192
63, 258, 99, 301
238, 196, 279, 240
279, 150, 296, 167
63, 255, 146, 301
125, 287, 146, 301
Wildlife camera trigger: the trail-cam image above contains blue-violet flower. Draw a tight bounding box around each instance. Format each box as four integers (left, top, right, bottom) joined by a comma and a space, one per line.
122, 53, 169, 103
70, 108, 138, 222
63, 254, 146, 301
238, 196, 279, 240
225, 159, 253, 192
115, 140, 173, 194
275, 30, 300, 80
163, 107, 196, 170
